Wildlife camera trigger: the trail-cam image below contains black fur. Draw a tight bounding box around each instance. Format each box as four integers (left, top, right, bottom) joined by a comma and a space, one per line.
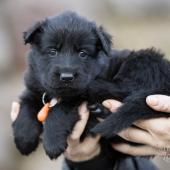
12, 11, 170, 161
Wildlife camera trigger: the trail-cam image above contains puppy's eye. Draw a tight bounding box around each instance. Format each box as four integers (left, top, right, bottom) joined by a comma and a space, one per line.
79, 50, 87, 58
48, 48, 57, 56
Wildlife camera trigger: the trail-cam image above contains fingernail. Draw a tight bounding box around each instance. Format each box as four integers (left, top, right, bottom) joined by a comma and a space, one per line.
102, 101, 111, 108
146, 96, 158, 106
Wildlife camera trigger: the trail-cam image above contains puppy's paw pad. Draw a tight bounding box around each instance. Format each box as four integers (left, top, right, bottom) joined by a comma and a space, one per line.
88, 103, 111, 118
88, 104, 102, 114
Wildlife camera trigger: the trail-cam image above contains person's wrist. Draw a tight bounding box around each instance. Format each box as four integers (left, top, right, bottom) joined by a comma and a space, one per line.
65, 143, 101, 162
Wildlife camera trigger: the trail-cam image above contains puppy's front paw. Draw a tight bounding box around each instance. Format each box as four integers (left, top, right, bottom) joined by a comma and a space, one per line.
43, 140, 67, 159
43, 129, 67, 159
12, 118, 42, 155
43, 104, 79, 159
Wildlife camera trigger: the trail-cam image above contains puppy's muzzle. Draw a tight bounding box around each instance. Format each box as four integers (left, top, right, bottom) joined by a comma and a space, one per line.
60, 73, 74, 83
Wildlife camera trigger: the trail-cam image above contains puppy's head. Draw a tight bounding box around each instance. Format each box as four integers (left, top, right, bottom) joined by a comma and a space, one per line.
24, 11, 112, 97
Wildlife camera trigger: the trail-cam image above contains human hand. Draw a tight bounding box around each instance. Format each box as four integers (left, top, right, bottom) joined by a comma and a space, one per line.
64, 102, 101, 162
102, 95, 170, 156
10, 102, 101, 162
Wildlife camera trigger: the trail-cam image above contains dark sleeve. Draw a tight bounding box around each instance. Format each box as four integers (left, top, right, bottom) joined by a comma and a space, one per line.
63, 156, 158, 170
63, 152, 114, 170
114, 156, 158, 170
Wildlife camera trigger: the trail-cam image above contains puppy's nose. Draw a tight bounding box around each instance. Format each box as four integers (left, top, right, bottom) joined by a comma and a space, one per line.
60, 73, 74, 82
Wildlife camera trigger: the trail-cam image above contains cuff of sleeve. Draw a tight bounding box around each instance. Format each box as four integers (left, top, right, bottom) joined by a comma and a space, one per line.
65, 151, 114, 170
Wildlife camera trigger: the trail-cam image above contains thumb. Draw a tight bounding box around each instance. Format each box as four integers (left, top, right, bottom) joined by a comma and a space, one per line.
102, 99, 122, 112
146, 95, 170, 113
11, 102, 20, 121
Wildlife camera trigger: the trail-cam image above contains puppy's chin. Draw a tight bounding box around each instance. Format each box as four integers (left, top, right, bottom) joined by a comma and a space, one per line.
56, 87, 81, 97
44, 83, 87, 98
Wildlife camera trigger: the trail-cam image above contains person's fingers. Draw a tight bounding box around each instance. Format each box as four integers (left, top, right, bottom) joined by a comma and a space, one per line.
69, 102, 89, 141
83, 134, 101, 146
11, 102, 20, 121
118, 127, 153, 145
112, 143, 162, 156
133, 119, 154, 130
65, 135, 101, 162
133, 117, 170, 135
146, 95, 170, 113
78, 135, 101, 154
102, 99, 122, 112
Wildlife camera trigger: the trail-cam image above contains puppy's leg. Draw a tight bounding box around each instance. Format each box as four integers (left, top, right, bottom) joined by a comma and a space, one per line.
91, 89, 170, 137
43, 104, 79, 159
12, 90, 43, 155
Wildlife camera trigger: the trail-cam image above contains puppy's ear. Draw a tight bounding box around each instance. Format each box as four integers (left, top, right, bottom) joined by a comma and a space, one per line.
95, 26, 112, 55
23, 21, 44, 44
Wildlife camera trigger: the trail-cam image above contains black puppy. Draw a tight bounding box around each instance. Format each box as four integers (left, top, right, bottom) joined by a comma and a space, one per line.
12, 11, 170, 160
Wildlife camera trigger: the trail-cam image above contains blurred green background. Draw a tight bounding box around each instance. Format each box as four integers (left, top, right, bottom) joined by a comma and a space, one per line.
0, 0, 170, 169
